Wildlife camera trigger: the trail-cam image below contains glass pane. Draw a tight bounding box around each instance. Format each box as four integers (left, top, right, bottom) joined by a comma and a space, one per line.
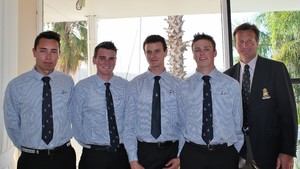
97, 14, 224, 80
231, 10, 300, 169
294, 83, 300, 123
295, 83, 300, 168
231, 12, 258, 65
231, 11, 300, 79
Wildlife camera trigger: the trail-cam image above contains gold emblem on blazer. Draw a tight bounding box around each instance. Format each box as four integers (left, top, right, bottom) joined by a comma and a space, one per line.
262, 88, 271, 99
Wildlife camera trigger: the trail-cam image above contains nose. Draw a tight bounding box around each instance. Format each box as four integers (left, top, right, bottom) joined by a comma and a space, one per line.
104, 59, 112, 64
148, 53, 156, 59
241, 41, 250, 47
45, 52, 51, 59
199, 50, 205, 55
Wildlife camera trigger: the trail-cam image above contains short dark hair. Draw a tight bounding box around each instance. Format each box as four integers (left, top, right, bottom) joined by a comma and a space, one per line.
93, 41, 117, 58
192, 32, 216, 51
34, 31, 60, 49
143, 35, 167, 52
233, 22, 260, 41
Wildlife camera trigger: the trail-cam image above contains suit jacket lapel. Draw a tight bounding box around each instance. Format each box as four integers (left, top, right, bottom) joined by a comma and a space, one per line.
233, 64, 241, 82
250, 56, 264, 100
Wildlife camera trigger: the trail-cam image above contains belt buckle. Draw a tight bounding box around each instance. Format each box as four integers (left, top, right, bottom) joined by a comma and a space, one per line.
243, 126, 249, 135
207, 144, 214, 151
157, 142, 164, 148
47, 149, 54, 156
107, 146, 112, 152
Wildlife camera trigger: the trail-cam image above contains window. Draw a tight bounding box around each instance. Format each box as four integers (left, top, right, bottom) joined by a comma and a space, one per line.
97, 14, 224, 80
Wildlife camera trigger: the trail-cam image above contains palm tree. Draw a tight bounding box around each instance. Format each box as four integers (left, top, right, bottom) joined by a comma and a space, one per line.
255, 11, 300, 78
50, 21, 88, 75
255, 11, 300, 122
165, 15, 188, 79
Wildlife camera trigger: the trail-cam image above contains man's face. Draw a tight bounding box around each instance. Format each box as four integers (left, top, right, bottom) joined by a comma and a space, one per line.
33, 38, 59, 76
93, 48, 116, 78
192, 39, 216, 73
234, 29, 259, 63
144, 42, 167, 70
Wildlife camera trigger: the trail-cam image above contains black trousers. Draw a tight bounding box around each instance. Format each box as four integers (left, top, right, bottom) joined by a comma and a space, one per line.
17, 145, 76, 169
180, 141, 239, 169
137, 141, 179, 169
79, 145, 130, 169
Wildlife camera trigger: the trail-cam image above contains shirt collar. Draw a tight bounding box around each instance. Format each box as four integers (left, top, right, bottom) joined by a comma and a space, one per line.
146, 69, 167, 80
195, 68, 218, 81
94, 74, 116, 87
239, 55, 258, 71
32, 67, 57, 81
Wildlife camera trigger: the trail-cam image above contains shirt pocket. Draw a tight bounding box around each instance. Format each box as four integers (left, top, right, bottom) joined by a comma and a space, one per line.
164, 89, 179, 118
113, 94, 125, 112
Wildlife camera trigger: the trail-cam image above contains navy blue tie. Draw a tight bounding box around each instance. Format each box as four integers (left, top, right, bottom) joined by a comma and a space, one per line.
105, 83, 120, 152
202, 76, 213, 144
41, 77, 53, 144
242, 64, 250, 131
151, 76, 161, 139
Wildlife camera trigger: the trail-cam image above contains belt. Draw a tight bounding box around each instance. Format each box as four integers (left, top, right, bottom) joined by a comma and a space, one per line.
187, 141, 229, 151
21, 141, 71, 156
243, 126, 249, 135
138, 140, 178, 148
86, 144, 124, 152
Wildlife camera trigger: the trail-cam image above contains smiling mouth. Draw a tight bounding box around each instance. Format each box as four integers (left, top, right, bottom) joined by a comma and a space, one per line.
44, 62, 52, 65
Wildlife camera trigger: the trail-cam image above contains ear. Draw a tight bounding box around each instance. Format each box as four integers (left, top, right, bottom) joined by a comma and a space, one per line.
92, 56, 96, 65
233, 39, 237, 48
193, 53, 196, 60
163, 49, 168, 57
32, 48, 36, 58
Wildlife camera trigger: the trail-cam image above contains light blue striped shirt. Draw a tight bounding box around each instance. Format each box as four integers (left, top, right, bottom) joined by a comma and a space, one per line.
179, 69, 244, 151
71, 75, 128, 147
4, 68, 74, 150
123, 70, 183, 162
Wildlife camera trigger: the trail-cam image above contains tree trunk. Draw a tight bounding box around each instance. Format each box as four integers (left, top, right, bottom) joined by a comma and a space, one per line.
165, 15, 188, 79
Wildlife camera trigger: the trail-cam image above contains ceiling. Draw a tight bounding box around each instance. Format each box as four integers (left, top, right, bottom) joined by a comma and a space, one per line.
44, 0, 300, 22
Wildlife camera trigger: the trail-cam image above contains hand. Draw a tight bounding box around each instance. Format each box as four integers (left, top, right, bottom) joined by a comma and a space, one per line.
162, 157, 180, 169
276, 153, 294, 169
130, 161, 144, 169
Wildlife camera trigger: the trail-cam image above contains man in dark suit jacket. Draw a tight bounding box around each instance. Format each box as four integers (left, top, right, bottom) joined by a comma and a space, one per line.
224, 23, 298, 169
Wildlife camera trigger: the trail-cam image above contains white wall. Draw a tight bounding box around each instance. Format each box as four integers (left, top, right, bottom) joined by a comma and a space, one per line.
0, 0, 37, 168
0, 0, 18, 168
18, 0, 36, 74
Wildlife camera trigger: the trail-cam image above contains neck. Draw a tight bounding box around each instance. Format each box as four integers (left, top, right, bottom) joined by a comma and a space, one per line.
98, 73, 113, 82
196, 66, 215, 75
149, 67, 165, 76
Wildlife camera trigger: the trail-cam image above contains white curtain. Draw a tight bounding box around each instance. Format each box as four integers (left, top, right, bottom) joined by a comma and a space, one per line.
0, 0, 19, 168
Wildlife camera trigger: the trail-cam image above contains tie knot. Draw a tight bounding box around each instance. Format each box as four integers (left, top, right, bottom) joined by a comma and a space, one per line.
105, 82, 110, 88
42, 77, 50, 83
202, 75, 211, 82
244, 64, 250, 70
154, 76, 161, 81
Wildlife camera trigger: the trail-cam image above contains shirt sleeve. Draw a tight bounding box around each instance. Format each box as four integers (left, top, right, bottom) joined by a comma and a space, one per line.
175, 80, 185, 156
3, 83, 21, 149
70, 83, 85, 146
232, 81, 244, 152
123, 81, 139, 162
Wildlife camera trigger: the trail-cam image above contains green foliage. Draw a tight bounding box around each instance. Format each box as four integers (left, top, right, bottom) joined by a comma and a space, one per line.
255, 11, 300, 78
51, 21, 88, 74
255, 11, 300, 123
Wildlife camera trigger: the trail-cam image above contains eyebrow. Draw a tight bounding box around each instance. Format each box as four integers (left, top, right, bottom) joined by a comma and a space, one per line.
39, 47, 58, 51
194, 46, 212, 49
